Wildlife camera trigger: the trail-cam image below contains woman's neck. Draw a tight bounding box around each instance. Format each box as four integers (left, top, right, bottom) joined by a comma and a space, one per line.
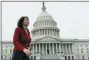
23, 25, 27, 30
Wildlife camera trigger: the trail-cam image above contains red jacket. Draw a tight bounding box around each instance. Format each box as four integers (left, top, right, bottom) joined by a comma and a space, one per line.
13, 27, 31, 51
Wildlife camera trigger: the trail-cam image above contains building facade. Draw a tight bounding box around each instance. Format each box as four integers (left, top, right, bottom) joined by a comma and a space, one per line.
1, 2, 89, 60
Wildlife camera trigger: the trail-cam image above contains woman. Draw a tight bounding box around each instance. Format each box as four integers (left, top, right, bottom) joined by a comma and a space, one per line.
12, 16, 31, 60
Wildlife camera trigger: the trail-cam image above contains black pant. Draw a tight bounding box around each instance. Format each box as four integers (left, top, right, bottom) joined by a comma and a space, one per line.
12, 51, 30, 60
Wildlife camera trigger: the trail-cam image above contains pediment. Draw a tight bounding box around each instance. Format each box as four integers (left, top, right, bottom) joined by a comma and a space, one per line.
35, 36, 59, 42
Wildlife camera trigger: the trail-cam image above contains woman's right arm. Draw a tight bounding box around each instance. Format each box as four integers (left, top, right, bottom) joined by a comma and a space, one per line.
13, 28, 31, 56
13, 28, 25, 51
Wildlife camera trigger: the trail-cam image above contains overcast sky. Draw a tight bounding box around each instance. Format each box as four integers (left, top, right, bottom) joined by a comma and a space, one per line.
2, 2, 89, 41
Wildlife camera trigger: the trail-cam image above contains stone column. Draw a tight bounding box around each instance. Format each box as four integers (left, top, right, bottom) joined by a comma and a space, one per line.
61, 43, 63, 53
46, 29, 48, 35
43, 29, 44, 35
38, 30, 40, 36
43, 43, 44, 54
53, 43, 54, 54
65, 44, 67, 54
66, 44, 68, 54
33, 44, 34, 55
69, 43, 71, 54
49, 43, 50, 54
56, 43, 58, 53
48, 29, 49, 35
52, 29, 53, 36
36, 44, 37, 53
62, 43, 64, 54
39, 43, 40, 53
66, 56, 68, 60
46, 43, 47, 54
59, 43, 61, 53
39, 29, 40, 36
50, 29, 52, 35
71, 44, 72, 54
70, 44, 71, 54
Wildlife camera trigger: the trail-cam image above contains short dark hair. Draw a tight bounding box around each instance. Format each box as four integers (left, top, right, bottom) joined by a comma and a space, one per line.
17, 16, 29, 29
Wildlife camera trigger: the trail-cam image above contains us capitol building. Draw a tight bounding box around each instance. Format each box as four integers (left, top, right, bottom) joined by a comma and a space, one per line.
1, 2, 89, 60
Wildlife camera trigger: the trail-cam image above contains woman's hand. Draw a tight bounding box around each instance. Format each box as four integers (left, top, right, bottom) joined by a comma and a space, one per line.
27, 47, 30, 50
23, 48, 31, 56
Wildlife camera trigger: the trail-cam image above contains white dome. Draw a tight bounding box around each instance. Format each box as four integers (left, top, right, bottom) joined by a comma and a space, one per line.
36, 11, 53, 21
33, 3, 57, 28
31, 2, 60, 40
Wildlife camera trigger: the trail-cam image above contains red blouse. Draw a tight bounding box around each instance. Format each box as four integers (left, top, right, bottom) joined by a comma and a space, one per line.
13, 27, 31, 51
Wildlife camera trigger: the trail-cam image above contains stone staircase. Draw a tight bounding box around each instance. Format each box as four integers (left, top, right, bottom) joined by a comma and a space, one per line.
40, 54, 61, 60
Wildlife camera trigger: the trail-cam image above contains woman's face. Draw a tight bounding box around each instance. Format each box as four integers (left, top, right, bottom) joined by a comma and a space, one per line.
23, 17, 29, 26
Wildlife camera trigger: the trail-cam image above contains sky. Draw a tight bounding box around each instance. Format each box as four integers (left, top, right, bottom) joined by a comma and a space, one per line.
2, 2, 89, 41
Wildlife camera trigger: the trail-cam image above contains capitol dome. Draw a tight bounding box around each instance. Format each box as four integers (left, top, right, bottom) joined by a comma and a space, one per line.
33, 2, 57, 28
31, 2, 60, 40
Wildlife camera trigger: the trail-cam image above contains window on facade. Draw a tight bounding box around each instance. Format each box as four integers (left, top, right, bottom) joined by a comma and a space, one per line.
82, 56, 84, 59
6, 50, 7, 53
40, 30, 42, 35
88, 57, 89, 60
45, 23, 46, 25
5, 56, 6, 59
43, 29, 44, 35
77, 49, 79, 53
47, 22, 48, 25
10, 56, 11, 60
77, 55, 79, 59
48, 29, 49, 35
2, 50, 3, 53
87, 48, 89, 53
86, 45, 88, 46
81, 48, 83, 53
1, 56, 3, 59
10, 49, 12, 53
81, 45, 82, 47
